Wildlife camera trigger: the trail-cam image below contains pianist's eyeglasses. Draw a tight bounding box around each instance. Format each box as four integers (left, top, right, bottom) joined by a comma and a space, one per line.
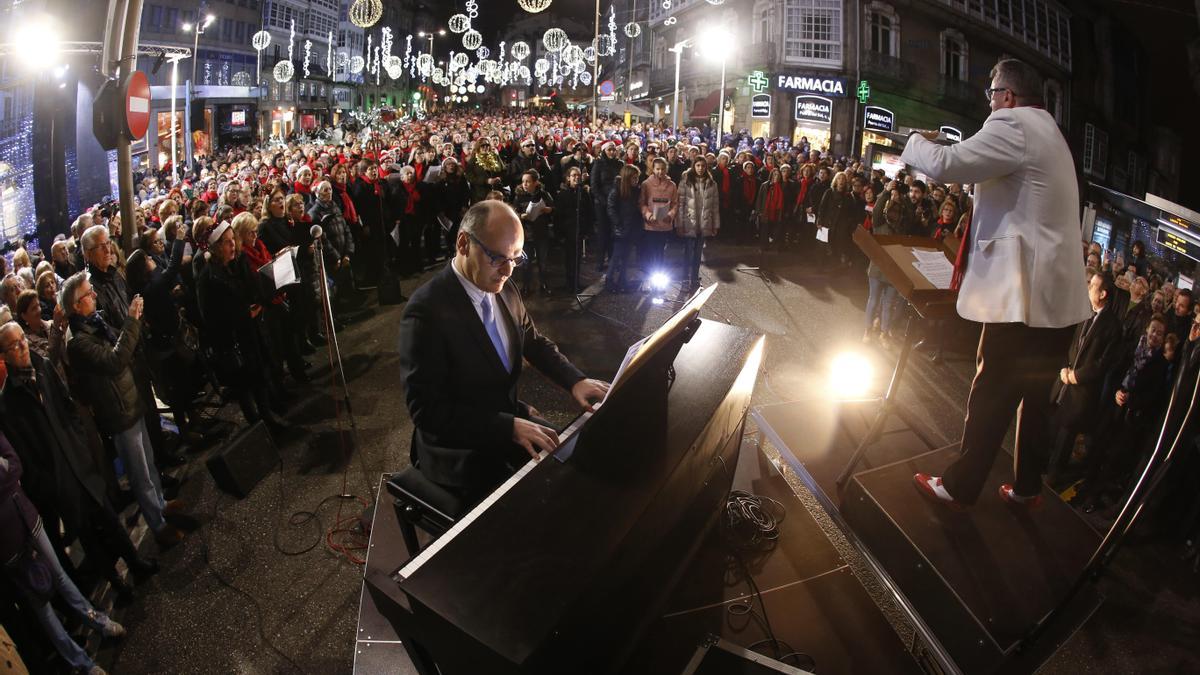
468, 232, 528, 268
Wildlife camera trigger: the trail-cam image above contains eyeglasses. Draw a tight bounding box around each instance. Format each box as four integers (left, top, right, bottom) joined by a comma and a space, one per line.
1, 336, 26, 353
468, 232, 528, 268
984, 87, 1013, 100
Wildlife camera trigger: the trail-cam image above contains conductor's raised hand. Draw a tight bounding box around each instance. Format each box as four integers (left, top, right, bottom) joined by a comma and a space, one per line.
571, 378, 610, 412
512, 418, 560, 460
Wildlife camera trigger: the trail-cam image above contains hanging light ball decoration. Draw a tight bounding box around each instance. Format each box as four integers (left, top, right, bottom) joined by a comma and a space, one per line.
623, 22, 641, 38
336, 51, 350, 68
510, 41, 530, 61
518, 0, 553, 12
596, 34, 615, 56
349, 55, 365, 74
416, 53, 433, 74
232, 71, 252, 86
452, 52, 470, 68
252, 30, 271, 51
476, 46, 490, 59
579, 71, 593, 85
664, 16, 677, 25
462, 29, 483, 51
543, 28, 568, 53
386, 61, 403, 79
561, 44, 584, 67
273, 60, 294, 83
385, 55, 402, 70
348, 0, 383, 28
584, 46, 597, 63
534, 58, 550, 75
448, 14, 471, 33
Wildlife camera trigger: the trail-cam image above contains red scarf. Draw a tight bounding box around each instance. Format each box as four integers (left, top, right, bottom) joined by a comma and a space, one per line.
293, 181, 311, 196
359, 175, 383, 198
243, 240, 285, 304
862, 199, 875, 231
741, 174, 756, 205
933, 217, 954, 240
763, 183, 785, 222
794, 176, 811, 210
402, 181, 420, 215
951, 214, 971, 291
330, 180, 358, 223
414, 162, 426, 182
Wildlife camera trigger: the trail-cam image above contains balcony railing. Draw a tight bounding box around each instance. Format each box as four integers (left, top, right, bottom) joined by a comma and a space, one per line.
862, 50, 916, 85
936, 76, 981, 107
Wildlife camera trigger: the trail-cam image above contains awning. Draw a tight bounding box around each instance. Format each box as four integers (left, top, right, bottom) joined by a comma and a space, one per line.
598, 101, 654, 117
688, 89, 731, 120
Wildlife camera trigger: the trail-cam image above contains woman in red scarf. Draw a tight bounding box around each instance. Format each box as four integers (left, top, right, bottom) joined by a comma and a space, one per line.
932, 199, 959, 240
754, 169, 787, 252
737, 160, 759, 244
231, 212, 309, 385
350, 159, 387, 286
293, 166, 315, 210
329, 163, 359, 226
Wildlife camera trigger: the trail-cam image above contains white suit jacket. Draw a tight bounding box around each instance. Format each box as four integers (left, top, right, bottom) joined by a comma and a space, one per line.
900, 107, 1090, 328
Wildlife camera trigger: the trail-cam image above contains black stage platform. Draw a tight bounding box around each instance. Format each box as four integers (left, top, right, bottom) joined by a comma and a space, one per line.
754, 398, 1104, 674
357, 439, 921, 674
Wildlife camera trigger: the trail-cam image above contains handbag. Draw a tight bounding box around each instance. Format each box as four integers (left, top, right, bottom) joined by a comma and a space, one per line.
5, 499, 53, 603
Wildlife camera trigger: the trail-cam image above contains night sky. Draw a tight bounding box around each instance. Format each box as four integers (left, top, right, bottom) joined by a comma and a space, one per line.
422, 0, 602, 43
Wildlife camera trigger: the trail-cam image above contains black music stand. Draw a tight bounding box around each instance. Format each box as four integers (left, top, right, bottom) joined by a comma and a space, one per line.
834, 228, 959, 487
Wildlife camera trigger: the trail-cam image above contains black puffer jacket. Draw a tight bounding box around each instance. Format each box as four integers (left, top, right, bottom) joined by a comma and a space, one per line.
66, 313, 144, 435
590, 155, 623, 206
308, 197, 354, 267
606, 188, 642, 240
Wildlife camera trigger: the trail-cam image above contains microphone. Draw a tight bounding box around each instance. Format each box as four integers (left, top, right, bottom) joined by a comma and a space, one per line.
309, 224, 323, 239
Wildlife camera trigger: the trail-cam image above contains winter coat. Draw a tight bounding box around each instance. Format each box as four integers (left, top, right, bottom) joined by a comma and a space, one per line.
66, 313, 144, 435
553, 183, 592, 237
676, 170, 720, 238
1, 353, 108, 535
0, 432, 40, 565
639, 175, 678, 232
817, 189, 859, 232
606, 188, 643, 240
308, 197, 354, 266
196, 258, 266, 388
590, 156, 624, 205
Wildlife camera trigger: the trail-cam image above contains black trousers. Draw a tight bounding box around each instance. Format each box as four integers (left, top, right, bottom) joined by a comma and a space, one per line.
943, 322, 1074, 503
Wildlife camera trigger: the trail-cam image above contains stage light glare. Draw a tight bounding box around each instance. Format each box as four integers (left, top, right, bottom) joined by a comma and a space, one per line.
652, 297, 664, 306
649, 271, 670, 291
13, 16, 61, 71
829, 352, 873, 399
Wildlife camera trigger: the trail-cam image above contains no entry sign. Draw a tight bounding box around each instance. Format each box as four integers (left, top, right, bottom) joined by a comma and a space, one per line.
124, 71, 151, 140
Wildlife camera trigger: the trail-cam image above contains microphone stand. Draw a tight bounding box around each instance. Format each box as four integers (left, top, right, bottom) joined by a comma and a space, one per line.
311, 231, 372, 499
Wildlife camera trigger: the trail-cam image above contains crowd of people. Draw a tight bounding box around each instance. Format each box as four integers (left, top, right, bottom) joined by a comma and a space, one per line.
0, 105, 1198, 671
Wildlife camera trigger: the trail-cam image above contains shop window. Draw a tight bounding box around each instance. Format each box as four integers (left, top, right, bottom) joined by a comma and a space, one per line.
865, 2, 899, 58
940, 29, 967, 80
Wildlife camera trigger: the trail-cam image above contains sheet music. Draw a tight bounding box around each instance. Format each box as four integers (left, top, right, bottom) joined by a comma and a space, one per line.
653, 204, 669, 222
912, 249, 948, 265
912, 259, 954, 289
525, 198, 548, 222
815, 226, 829, 243
605, 337, 648, 402
271, 249, 298, 288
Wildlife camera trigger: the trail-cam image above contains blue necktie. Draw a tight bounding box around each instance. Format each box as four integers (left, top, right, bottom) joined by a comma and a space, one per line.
480, 296, 512, 373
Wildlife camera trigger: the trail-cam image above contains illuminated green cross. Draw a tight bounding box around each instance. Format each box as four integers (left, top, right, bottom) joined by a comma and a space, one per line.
748, 71, 768, 93
857, 80, 870, 104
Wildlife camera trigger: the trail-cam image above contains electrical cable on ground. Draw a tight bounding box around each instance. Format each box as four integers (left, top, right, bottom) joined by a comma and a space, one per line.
721, 489, 818, 672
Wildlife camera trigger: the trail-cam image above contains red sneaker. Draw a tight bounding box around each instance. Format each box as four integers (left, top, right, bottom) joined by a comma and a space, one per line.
913, 473, 966, 511
999, 484, 1043, 509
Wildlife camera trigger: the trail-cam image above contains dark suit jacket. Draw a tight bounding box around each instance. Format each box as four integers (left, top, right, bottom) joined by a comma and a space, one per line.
398, 264, 585, 494
1052, 305, 1123, 426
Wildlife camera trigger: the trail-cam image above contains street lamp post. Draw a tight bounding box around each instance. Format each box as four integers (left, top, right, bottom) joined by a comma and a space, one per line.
669, 39, 691, 132
181, 13, 214, 176
715, 52, 727, 144
416, 29, 445, 113
698, 27, 734, 148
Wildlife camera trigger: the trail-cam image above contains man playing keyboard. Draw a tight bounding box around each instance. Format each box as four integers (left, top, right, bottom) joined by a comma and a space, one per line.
398, 200, 609, 506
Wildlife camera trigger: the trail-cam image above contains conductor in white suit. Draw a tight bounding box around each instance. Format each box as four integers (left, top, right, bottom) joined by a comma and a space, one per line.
904, 58, 1091, 508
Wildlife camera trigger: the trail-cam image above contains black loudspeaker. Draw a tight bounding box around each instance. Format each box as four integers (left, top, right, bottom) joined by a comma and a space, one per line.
205, 421, 279, 499
377, 268, 406, 305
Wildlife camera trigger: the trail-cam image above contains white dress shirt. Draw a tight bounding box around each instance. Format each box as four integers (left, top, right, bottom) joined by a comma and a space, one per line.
901, 106, 1091, 328
451, 259, 514, 365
